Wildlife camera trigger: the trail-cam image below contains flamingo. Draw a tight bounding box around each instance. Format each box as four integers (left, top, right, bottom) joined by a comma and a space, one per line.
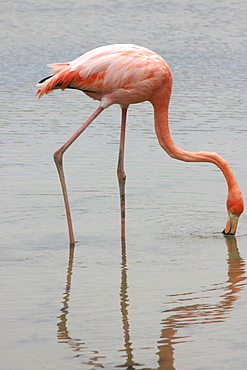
37, 44, 244, 245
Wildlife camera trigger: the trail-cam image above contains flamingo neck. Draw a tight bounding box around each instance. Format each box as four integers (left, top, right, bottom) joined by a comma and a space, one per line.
151, 98, 239, 191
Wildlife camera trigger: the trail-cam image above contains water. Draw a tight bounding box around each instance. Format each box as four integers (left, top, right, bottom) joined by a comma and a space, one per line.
1, 0, 247, 369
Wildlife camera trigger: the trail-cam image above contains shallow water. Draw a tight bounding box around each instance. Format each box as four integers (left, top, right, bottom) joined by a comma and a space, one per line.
1, 0, 247, 369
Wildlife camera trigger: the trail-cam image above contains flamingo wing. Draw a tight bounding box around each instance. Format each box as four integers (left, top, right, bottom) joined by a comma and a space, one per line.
36, 44, 168, 104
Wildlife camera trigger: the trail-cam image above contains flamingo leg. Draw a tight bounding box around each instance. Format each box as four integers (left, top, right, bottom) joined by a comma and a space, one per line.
54, 106, 104, 245
117, 108, 128, 250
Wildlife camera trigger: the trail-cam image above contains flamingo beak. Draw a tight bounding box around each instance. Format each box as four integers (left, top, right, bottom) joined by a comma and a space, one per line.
222, 211, 240, 235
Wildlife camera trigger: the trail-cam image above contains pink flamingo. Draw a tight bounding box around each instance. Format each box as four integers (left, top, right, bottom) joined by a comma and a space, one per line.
37, 44, 244, 245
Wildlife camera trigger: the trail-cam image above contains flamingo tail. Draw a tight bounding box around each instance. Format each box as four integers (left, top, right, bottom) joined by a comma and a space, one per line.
36, 62, 80, 98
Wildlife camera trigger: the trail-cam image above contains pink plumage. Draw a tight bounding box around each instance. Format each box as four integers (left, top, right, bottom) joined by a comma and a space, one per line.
37, 44, 171, 108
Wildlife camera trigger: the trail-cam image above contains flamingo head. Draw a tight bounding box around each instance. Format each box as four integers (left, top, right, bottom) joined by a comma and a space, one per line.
223, 187, 244, 235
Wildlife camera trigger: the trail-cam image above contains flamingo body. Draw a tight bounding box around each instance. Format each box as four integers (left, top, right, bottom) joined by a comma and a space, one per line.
37, 44, 244, 244
37, 44, 171, 108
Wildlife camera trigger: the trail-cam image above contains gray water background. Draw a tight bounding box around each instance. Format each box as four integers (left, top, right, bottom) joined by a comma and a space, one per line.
1, 0, 247, 369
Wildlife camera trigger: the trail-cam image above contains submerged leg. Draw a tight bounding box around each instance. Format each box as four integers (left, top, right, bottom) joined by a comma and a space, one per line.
54, 106, 104, 245
117, 108, 128, 250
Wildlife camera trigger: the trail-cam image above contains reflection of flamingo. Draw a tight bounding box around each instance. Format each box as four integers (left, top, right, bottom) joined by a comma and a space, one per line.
57, 237, 246, 369
37, 44, 244, 245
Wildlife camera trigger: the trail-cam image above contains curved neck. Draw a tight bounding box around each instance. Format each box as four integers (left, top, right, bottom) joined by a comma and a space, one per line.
151, 97, 239, 191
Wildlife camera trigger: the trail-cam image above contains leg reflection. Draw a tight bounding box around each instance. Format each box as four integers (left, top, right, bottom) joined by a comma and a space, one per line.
117, 252, 141, 368
57, 245, 104, 366
57, 245, 76, 344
